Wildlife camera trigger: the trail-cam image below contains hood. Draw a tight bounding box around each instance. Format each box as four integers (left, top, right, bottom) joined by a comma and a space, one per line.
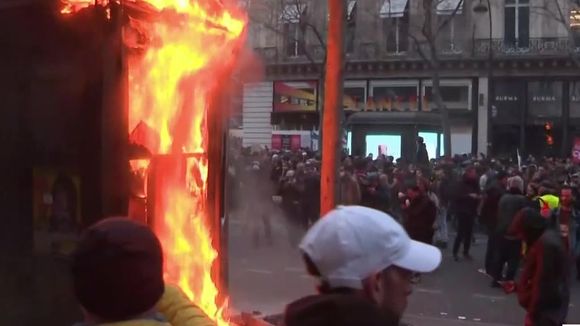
284, 294, 394, 326
509, 207, 547, 245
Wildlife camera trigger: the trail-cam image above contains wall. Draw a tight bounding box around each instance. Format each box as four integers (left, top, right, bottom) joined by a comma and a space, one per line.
451, 124, 473, 155
478, 77, 489, 155
242, 82, 273, 147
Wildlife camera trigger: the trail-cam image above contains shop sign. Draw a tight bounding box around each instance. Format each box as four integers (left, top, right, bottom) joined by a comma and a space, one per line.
273, 81, 317, 112
272, 134, 301, 151
531, 96, 557, 102
495, 95, 519, 102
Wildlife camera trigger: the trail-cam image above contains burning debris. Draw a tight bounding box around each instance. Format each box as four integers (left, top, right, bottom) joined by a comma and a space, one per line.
62, 0, 247, 324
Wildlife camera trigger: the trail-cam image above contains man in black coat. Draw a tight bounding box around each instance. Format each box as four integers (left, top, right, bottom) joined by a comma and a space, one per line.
452, 167, 480, 261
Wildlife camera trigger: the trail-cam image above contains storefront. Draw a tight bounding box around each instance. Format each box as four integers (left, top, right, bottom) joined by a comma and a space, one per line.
346, 78, 476, 160
491, 79, 569, 158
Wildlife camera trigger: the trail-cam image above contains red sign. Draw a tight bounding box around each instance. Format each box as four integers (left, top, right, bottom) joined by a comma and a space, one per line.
272, 134, 301, 151
272, 135, 282, 150
291, 135, 301, 150
572, 137, 580, 164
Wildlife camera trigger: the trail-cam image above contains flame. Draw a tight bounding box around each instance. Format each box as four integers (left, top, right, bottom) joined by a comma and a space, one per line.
62, 0, 246, 325
128, 1, 245, 325
60, 0, 108, 14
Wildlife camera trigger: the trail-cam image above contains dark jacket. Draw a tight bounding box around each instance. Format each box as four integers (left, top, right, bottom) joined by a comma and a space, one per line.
452, 177, 479, 217
480, 182, 505, 231
513, 209, 570, 326
496, 190, 528, 235
416, 144, 429, 167
284, 294, 397, 326
404, 194, 437, 244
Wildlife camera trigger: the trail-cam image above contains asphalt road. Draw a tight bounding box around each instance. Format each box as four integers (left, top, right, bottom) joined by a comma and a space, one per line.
227, 212, 580, 326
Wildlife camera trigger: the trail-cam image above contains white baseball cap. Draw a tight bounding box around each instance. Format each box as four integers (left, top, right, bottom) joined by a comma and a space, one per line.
299, 206, 441, 290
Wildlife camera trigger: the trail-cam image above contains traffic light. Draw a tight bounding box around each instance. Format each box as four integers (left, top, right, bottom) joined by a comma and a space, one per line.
544, 122, 554, 146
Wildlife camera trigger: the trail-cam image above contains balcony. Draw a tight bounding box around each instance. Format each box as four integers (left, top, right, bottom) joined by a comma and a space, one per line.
473, 38, 580, 57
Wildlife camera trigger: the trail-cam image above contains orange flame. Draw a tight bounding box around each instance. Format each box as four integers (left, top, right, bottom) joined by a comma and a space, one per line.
128, 1, 245, 325
62, 0, 246, 325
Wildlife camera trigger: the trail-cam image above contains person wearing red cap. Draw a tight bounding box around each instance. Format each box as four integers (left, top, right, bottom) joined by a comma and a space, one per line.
71, 217, 215, 326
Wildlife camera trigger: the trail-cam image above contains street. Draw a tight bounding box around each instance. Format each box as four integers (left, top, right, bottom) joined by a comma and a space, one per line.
228, 212, 580, 326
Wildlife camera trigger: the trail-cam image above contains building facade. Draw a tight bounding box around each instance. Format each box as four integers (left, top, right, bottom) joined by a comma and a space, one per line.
242, 0, 580, 160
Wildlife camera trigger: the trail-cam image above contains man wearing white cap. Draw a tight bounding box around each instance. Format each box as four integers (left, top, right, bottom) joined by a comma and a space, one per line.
283, 205, 442, 326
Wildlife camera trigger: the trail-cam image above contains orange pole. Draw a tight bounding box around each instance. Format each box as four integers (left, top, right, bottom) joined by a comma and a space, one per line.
320, 0, 345, 216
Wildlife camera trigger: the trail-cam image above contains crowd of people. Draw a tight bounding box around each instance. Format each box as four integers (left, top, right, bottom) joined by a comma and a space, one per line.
65, 137, 580, 326
226, 136, 580, 325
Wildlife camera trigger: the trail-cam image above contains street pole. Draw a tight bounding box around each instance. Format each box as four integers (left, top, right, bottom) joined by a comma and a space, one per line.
320, 0, 345, 216
486, 0, 493, 157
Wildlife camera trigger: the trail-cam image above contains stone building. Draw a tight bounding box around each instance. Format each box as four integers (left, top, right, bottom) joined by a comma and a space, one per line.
242, 0, 580, 160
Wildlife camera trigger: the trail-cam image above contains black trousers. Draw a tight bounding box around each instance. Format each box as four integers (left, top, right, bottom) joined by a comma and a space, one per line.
485, 232, 499, 274
491, 237, 521, 282
453, 214, 474, 256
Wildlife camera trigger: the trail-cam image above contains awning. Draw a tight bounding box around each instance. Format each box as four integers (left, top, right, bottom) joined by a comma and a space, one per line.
280, 4, 306, 23
347, 0, 357, 20
436, 0, 464, 15
379, 0, 409, 18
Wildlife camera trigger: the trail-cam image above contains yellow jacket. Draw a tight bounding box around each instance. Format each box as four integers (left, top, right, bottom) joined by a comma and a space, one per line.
96, 285, 216, 326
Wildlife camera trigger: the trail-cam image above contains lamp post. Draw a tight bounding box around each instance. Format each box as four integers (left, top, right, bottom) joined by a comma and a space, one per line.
320, 0, 345, 215
474, 0, 493, 156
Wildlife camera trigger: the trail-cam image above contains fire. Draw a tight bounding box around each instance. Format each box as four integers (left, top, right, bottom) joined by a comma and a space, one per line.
62, 0, 247, 324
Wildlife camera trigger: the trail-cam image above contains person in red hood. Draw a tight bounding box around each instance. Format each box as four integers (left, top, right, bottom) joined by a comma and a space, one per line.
509, 207, 570, 326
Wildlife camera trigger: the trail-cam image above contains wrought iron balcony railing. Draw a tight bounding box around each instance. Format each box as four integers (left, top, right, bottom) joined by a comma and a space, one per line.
473, 38, 580, 57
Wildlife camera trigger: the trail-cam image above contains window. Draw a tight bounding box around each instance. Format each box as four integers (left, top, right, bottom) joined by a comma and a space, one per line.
570, 9, 580, 48
527, 81, 562, 118
284, 23, 305, 57
571, 81, 580, 118
437, 0, 464, 53
346, 1, 357, 54
281, 4, 306, 57
504, 0, 529, 48
372, 86, 418, 111
422, 80, 471, 111
380, 0, 410, 54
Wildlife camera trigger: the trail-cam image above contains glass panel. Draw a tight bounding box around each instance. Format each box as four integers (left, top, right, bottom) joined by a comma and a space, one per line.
571, 81, 580, 118
492, 80, 525, 124
383, 18, 397, 52
366, 134, 402, 159
424, 85, 469, 110
439, 133, 445, 156
504, 7, 516, 46
347, 131, 352, 155
518, 6, 530, 47
344, 87, 366, 111
527, 81, 563, 118
399, 14, 409, 52
372, 86, 418, 111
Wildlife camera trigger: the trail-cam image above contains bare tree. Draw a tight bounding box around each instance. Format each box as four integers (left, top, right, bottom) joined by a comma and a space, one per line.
408, 0, 464, 157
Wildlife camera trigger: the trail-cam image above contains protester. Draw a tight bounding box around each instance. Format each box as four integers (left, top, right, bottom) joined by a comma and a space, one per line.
551, 186, 580, 279
415, 137, 429, 167
480, 171, 508, 274
71, 217, 215, 326
285, 206, 441, 326
511, 208, 570, 326
452, 166, 480, 261
403, 182, 437, 246
489, 176, 527, 288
